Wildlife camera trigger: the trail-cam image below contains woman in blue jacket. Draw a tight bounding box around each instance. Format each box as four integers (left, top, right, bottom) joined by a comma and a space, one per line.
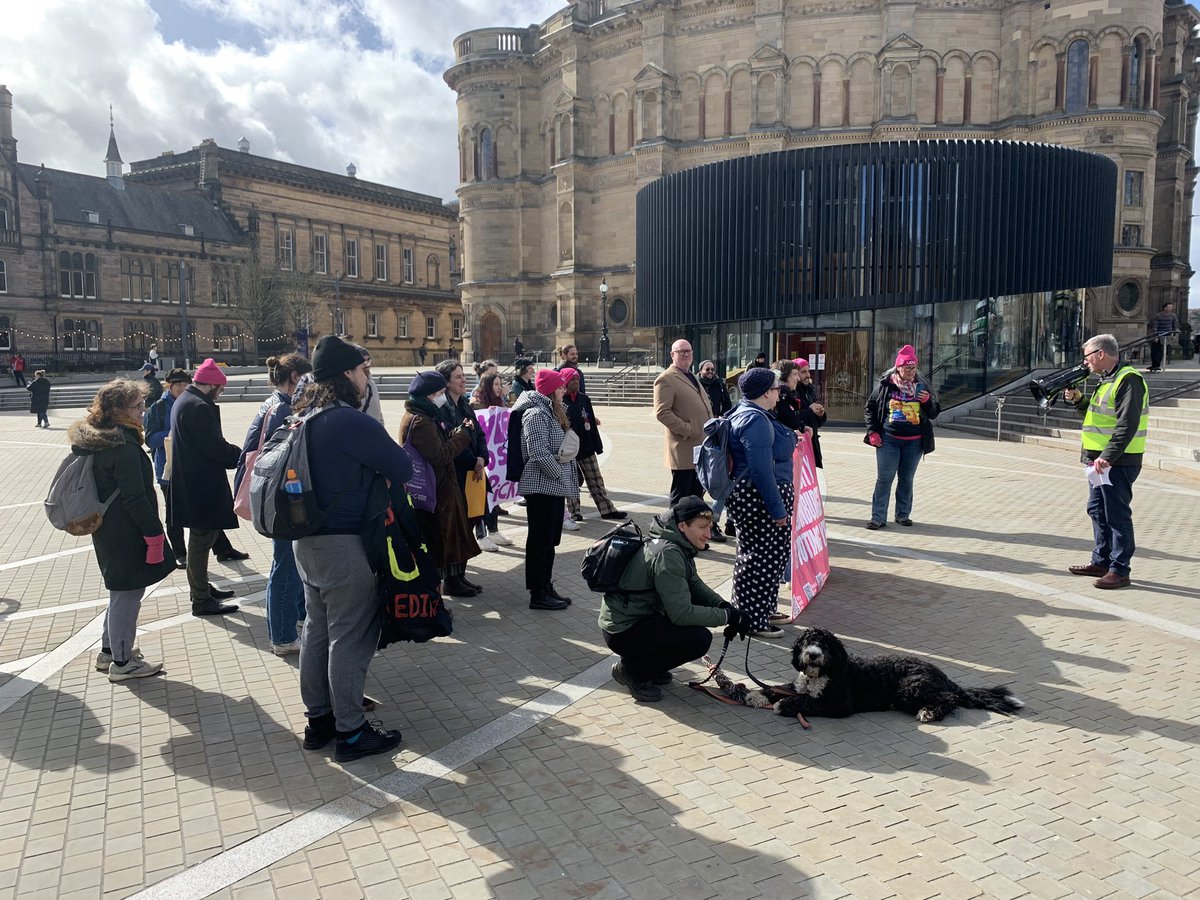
726, 368, 797, 638
234, 353, 313, 655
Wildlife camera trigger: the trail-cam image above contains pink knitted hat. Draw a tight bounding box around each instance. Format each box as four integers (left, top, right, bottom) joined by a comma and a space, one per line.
192, 358, 227, 386
895, 345, 917, 367
535, 368, 570, 396
792, 357, 810, 369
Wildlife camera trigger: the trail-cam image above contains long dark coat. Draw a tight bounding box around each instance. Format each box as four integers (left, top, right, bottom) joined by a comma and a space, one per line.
563, 390, 604, 458
168, 385, 241, 530
68, 421, 177, 591
27, 378, 51, 414
399, 403, 480, 569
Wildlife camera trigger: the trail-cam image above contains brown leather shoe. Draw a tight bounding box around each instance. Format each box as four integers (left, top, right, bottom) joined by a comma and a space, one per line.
1093, 572, 1131, 590
1069, 563, 1108, 577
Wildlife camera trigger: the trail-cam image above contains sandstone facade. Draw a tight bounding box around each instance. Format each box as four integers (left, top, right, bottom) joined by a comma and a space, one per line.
445, 0, 1200, 360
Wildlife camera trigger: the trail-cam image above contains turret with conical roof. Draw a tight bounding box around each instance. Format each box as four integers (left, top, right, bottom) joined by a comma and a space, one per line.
104, 106, 123, 179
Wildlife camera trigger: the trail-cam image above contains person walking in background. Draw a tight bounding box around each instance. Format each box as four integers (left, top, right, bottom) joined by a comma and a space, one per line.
69, 379, 176, 681
518, 369, 579, 611
234, 353, 313, 655
147, 344, 159, 373
27, 369, 51, 428
653, 339, 713, 507
1147, 301, 1179, 372
600, 497, 750, 703
513, 336, 524, 358
864, 345, 940, 530
10, 353, 26, 387
697, 359, 733, 541
168, 359, 242, 617
469, 372, 514, 548
141, 364, 163, 404
726, 369, 796, 638
418, 340, 428, 366
290, 335, 411, 762
562, 368, 626, 523
399, 370, 481, 597
1062, 333, 1147, 590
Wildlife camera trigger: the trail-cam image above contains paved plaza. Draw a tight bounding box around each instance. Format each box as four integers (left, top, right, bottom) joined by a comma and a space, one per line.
1, 395, 1199, 900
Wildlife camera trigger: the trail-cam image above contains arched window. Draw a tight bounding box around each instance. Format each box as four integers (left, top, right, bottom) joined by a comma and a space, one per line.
427, 254, 441, 288
0, 198, 10, 231
0, 259, 7, 294
479, 128, 495, 181
1129, 38, 1145, 107
0, 315, 10, 350
1065, 39, 1089, 113
1116, 281, 1140, 313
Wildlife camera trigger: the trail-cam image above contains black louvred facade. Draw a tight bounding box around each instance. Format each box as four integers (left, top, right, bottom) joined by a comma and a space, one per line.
635, 141, 1116, 326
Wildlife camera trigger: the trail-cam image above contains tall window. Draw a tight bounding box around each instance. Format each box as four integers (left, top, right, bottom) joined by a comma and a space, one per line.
449, 239, 458, 274
452, 316, 463, 340
157, 261, 193, 304
212, 265, 234, 306
278, 226, 294, 269
403, 248, 414, 284
161, 321, 196, 359
0, 260, 6, 294
480, 128, 496, 180
1129, 39, 1145, 107
63, 318, 101, 351
122, 257, 153, 302
0, 315, 10, 350
1124, 171, 1144, 206
427, 255, 440, 288
1121, 224, 1142, 246
397, 313, 409, 338
345, 239, 359, 278
367, 312, 380, 337
375, 243, 388, 281
0, 200, 9, 231
214, 323, 242, 352
425, 315, 437, 339
1065, 40, 1090, 114
124, 319, 156, 356
59, 251, 98, 299
313, 232, 328, 273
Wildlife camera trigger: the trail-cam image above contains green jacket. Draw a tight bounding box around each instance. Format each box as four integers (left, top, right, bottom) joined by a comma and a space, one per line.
598, 516, 730, 634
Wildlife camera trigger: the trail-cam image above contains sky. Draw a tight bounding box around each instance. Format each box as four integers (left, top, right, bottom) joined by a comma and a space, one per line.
3, 0, 563, 201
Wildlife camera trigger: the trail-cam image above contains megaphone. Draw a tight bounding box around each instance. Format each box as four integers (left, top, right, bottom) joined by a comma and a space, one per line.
1029, 362, 1089, 410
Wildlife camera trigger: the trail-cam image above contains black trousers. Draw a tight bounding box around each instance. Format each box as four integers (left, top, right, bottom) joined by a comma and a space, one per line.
1149, 340, 1165, 369
162, 485, 233, 561
669, 469, 704, 508
524, 493, 565, 593
604, 618, 713, 682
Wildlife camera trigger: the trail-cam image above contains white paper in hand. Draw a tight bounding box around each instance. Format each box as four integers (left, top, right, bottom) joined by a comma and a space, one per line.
1087, 465, 1112, 487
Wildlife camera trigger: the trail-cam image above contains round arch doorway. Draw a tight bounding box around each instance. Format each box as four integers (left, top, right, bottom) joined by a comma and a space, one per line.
478, 312, 502, 361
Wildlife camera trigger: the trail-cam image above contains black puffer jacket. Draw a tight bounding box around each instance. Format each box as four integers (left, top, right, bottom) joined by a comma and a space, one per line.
68, 421, 177, 591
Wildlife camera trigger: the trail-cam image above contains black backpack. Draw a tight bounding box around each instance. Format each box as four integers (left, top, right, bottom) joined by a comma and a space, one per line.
581, 521, 646, 593
506, 406, 528, 483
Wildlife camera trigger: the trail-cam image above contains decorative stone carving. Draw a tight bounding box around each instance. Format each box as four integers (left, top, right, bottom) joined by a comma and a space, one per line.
1085, 127, 1122, 145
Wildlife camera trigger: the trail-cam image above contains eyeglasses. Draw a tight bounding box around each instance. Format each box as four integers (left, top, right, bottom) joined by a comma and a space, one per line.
1082, 348, 1102, 360
672, 349, 693, 355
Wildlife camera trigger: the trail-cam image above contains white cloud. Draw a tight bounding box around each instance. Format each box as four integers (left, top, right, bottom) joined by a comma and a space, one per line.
3, 0, 562, 200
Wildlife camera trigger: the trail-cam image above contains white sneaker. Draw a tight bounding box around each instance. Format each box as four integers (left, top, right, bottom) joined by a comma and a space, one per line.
477, 536, 501, 552
271, 640, 301, 656
108, 657, 163, 682
490, 531, 513, 546
562, 519, 581, 531
96, 648, 142, 671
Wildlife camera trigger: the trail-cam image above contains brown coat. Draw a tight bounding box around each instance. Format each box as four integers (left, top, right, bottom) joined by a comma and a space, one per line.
653, 366, 714, 470
399, 406, 480, 569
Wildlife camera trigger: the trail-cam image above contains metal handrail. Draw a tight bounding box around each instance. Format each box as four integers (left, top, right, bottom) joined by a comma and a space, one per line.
1150, 376, 1200, 405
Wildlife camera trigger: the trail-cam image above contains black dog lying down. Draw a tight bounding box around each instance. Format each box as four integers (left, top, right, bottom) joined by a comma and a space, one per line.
744, 627, 1024, 723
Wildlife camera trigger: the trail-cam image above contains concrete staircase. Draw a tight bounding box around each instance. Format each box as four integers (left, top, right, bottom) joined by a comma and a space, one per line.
940, 367, 1200, 481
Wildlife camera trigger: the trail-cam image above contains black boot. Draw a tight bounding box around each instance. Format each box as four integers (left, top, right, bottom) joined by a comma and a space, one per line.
443, 575, 480, 597
192, 600, 239, 617
303, 713, 336, 750
546, 583, 573, 606
529, 591, 568, 611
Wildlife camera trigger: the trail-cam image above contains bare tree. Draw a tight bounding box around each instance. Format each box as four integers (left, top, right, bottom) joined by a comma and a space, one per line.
277, 265, 326, 336
232, 253, 284, 352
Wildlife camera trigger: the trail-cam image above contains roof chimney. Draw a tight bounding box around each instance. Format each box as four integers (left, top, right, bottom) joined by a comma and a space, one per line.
346, 162, 357, 178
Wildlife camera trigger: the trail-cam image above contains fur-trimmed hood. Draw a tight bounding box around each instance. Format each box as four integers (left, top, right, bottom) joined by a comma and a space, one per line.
68, 420, 135, 453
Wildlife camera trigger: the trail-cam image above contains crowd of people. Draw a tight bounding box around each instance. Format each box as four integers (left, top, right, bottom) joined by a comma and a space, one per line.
58, 329, 1148, 752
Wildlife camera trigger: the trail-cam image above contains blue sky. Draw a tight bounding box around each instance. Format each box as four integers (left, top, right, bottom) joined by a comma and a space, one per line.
4, 0, 562, 201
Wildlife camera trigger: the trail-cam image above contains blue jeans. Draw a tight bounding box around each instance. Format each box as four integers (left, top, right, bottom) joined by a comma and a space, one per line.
871, 435, 923, 523
266, 539, 306, 645
1087, 464, 1139, 576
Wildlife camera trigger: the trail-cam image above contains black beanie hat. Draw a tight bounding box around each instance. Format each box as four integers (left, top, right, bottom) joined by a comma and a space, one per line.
312, 335, 365, 381
672, 496, 713, 525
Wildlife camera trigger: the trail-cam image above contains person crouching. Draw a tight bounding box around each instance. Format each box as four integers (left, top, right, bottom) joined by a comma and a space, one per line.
599, 497, 751, 702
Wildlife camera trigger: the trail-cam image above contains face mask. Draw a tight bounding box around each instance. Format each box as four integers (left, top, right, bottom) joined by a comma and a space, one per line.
431, 393, 448, 408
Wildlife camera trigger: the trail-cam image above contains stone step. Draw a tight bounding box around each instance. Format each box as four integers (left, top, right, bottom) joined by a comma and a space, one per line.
943, 418, 1198, 460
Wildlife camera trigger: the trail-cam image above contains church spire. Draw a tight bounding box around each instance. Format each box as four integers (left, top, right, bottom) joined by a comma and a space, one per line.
105, 106, 123, 178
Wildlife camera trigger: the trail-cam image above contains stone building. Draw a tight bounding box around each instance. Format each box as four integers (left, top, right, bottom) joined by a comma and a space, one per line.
0, 87, 246, 370
445, 0, 1200, 371
126, 141, 462, 365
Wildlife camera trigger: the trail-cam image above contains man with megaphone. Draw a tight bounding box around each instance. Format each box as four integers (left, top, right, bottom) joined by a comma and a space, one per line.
1061, 334, 1148, 590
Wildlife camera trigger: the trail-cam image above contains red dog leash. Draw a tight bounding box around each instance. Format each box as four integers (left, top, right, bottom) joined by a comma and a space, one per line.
688, 636, 812, 728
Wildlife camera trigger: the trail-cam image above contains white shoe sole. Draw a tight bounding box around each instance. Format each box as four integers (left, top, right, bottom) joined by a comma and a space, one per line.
477, 539, 501, 552
490, 534, 513, 546
108, 661, 163, 682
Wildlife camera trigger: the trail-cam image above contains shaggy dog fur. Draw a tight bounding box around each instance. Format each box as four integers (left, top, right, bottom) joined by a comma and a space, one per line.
745, 627, 1024, 723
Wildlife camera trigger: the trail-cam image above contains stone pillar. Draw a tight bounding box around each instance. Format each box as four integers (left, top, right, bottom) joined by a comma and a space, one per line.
1054, 53, 1065, 112
813, 74, 821, 128
935, 68, 945, 123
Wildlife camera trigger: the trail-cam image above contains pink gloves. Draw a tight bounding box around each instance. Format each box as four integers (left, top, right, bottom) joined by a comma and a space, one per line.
144, 534, 165, 565
868, 432, 883, 448
917, 390, 931, 403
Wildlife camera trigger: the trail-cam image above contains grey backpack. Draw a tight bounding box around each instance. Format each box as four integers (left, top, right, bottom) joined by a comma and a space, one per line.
44, 453, 118, 536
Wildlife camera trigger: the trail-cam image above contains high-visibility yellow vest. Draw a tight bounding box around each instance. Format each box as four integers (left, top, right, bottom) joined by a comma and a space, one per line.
1081, 365, 1148, 454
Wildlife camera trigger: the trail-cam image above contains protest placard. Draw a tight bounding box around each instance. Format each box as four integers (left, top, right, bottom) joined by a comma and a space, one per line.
473, 407, 522, 503
790, 431, 829, 618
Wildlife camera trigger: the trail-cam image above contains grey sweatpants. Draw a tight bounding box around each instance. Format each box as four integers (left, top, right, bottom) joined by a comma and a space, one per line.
102, 588, 146, 663
293, 534, 380, 734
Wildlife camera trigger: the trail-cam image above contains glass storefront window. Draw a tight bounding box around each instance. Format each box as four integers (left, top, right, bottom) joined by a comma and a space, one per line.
929, 299, 982, 406
873, 306, 914, 377
986, 295, 1033, 390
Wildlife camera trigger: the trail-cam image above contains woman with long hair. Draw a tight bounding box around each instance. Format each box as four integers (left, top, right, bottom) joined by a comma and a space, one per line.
469, 372, 514, 548
235, 352, 313, 655
69, 379, 177, 680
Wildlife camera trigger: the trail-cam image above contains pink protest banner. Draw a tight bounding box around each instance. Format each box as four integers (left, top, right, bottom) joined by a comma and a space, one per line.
790, 431, 829, 619
472, 407, 522, 504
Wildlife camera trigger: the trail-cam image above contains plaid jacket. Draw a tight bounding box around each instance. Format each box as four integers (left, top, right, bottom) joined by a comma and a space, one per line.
517, 392, 580, 499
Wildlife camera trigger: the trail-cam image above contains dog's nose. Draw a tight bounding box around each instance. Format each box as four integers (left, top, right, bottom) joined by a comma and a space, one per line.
802, 649, 821, 663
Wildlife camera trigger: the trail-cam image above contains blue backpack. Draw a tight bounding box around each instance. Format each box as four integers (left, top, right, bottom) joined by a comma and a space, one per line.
695, 414, 751, 503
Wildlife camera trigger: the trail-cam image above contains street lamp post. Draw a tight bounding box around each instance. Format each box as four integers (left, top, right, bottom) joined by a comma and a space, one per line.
333, 274, 343, 335
598, 278, 612, 366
